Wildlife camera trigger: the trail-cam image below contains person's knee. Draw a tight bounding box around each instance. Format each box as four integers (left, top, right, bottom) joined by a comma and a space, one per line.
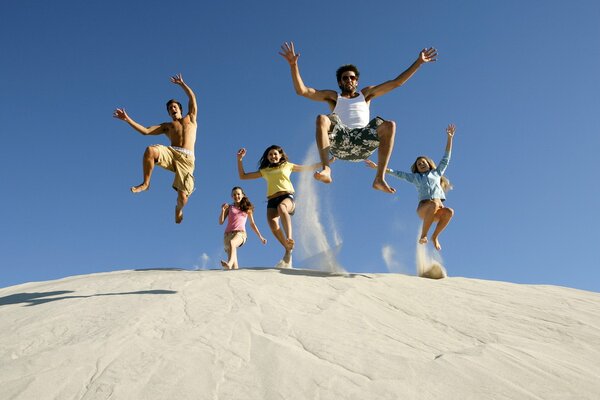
378, 120, 396, 137
316, 114, 331, 128
277, 203, 290, 216
145, 146, 159, 159
446, 207, 455, 218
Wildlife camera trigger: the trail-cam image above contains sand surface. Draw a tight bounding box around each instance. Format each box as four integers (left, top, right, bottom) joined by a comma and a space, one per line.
1, 269, 599, 399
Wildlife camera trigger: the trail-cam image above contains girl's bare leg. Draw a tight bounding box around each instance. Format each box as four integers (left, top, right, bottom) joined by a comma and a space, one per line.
267, 209, 288, 248
418, 201, 439, 244
221, 234, 245, 270
431, 207, 454, 251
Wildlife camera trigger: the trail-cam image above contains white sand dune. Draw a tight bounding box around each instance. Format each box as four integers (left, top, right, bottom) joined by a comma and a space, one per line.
1, 269, 599, 400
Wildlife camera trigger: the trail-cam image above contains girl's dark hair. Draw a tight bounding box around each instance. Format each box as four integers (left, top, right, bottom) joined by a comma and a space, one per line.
231, 186, 254, 213
411, 156, 453, 192
258, 145, 289, 170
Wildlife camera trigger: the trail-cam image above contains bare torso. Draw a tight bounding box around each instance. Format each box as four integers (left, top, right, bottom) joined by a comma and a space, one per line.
164, 115, 197, 151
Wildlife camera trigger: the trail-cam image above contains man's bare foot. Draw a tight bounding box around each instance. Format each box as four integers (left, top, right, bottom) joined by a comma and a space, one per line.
432, 237, 442, 251
314, 168, 332, 184
285, 238, 295, 251
372, 177, 396, 194
175, 207, 184, 224
130, 183, 150, 193
419, 236, 428, 245
220, 260, 231, 270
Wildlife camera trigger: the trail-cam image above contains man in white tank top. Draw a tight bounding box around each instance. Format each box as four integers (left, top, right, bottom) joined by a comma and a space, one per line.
279, 42, 437, 194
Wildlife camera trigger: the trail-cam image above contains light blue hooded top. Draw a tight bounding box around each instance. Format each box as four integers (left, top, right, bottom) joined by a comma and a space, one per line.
388, 151, 451, 201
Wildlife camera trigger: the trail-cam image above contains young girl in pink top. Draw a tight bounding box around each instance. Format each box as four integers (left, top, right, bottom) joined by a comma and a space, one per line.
219, 186, 267, 270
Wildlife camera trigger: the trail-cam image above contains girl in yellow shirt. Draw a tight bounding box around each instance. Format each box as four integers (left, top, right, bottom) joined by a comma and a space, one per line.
237, 145, 324, 268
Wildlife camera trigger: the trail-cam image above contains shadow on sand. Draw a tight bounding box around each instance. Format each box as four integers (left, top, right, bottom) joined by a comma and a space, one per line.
0, 289, 177, 307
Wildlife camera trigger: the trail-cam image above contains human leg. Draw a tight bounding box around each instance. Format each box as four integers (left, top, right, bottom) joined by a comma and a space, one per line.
314, 114, 333, 183
430, 207, 454, 251
221, 233, 246, 270
131, 146, 160, 193
277, 198, 296, 263
373, 120, 396, 194
417, 200, 440, 244
175, 191, 188, 224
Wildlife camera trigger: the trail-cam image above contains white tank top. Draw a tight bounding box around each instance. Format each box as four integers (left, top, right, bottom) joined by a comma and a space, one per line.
332, 92, 370, 128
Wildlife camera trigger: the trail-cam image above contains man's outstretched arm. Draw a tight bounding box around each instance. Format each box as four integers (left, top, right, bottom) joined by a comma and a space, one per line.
362, 47, 438, 102
113, 108, 166, 135
171, 73, 197, 123
279, 41, 337, 103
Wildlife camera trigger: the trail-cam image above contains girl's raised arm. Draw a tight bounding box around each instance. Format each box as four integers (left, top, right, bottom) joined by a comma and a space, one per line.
237, 148, 262, 180
292, 157, 335, 172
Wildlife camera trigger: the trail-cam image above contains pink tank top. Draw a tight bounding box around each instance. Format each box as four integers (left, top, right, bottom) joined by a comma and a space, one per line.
225, 205, 248, 233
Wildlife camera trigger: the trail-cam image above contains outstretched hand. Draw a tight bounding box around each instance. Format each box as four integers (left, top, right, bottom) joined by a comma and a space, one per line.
170, 73, 185, 86
221, 203, 230, 212
279, 41, 300, 65
113, 108, 129, 121
419, 47, 438, 64
237, 148, 247, 160
364, 159, 378, 170
446, 123, 456, 137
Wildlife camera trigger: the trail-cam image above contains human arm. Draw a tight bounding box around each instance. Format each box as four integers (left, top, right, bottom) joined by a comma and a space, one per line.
219, 203, 229, 225
170, 73, 197, 123
237, 148, 263, 180
365, 159, 415, 183
248, 211, 267, 244
113, 108, 167, 135
279, 42, 338, 104
362, 47, 437, 102
291, 156, 335, 172
437, 124, 455, 174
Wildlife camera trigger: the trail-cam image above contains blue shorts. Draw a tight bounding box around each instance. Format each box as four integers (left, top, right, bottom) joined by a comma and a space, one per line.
267, 193, 295, 215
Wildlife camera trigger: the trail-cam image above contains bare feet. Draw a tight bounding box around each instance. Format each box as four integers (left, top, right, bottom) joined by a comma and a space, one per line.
130, 183, 150, 193
372, 177, 396, 194
432, 236, 442, 251
314, 167, 332, 184
175, 207, 184, 224
419, 236, 428, 245
285, 238, 295, 251
220, 260, 231, 270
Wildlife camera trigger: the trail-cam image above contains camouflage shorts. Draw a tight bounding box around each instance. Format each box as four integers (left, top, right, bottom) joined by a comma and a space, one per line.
327, 114, 385, 161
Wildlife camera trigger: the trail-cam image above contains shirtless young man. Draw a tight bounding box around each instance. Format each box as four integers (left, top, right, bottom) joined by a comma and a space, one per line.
279, 42, 437, 193
113, 73, 197, 224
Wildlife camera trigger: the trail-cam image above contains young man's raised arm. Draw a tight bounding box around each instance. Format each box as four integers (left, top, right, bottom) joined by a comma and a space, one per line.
113, 108, 167, 135
362, 47, 437, 102
170, 73, 197, 122
279, 41, 337, 104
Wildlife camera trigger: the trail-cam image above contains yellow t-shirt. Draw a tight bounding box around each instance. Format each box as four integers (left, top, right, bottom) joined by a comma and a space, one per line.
260, 162, 295, 197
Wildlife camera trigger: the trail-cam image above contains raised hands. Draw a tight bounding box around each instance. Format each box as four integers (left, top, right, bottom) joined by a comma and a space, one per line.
279, 42, 300, 66
419, 47, 438, 64
112, 108, 129, 121
237, 148, 247, 161
170, 73, 185, 86
446, 123, 456, 138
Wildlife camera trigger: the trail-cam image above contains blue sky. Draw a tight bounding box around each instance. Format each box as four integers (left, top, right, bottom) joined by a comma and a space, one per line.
1, 0, 599, 292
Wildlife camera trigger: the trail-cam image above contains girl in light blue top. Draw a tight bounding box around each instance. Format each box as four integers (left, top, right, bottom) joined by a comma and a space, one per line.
366, 124, 455, 250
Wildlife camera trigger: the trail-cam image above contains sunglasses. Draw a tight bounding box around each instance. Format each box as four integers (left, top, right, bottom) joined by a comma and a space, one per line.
341, 75, 357, 82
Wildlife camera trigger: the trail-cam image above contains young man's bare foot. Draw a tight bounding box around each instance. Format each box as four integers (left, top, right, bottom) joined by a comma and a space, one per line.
175, 207, 184, 224
130, 183, 150, 193
419, 236, 428, 245
372, 177, 396, 194
432, 236, 442, 251
314, 167, 332, 184
220, 260, 231, 270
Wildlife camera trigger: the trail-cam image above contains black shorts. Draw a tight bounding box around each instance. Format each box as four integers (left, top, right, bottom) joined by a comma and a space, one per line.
267, 193, 295, 215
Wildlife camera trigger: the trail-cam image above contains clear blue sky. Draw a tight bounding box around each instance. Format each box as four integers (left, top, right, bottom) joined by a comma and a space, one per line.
1, 0, 599, 292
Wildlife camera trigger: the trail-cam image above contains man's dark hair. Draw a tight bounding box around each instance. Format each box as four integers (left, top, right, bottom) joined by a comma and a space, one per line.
166, 99, 183, 113
336, 64, 360, 82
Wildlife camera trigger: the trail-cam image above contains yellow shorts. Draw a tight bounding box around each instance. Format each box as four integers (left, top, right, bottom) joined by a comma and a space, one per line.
224, 231, 247, 253
152, 145, 195, 196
